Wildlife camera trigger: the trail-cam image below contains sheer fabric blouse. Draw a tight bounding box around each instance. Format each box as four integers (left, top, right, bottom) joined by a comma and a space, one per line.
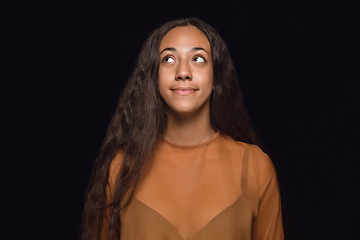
107, 132, 284, 240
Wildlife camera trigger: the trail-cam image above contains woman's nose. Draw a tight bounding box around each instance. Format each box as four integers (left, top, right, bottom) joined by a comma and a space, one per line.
175, 61, 192, 81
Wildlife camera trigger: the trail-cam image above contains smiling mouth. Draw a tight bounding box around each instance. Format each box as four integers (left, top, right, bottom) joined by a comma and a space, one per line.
171, 87, 198, 95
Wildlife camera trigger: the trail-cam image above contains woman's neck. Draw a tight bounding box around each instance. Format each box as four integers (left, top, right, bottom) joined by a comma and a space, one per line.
164, 103, 216, 146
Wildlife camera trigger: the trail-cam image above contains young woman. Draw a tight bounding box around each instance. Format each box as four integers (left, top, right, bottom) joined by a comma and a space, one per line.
81, 18, 284, 240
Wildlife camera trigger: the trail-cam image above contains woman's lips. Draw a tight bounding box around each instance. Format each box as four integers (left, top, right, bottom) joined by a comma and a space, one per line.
171, 87, 198, 96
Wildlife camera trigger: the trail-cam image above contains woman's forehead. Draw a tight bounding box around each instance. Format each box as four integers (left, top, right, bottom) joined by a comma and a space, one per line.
159, 26, 211, 54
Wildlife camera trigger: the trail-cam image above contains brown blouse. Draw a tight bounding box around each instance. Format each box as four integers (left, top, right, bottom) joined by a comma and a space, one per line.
108, 132, 284, 240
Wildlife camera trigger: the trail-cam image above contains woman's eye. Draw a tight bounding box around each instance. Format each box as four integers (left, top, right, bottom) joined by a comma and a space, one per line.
162, 56, 175, 63
193, 56, 206, 63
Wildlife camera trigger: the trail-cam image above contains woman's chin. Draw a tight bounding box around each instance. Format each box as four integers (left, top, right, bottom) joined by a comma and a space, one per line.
165, 100, 210, 116
169, 108, 196, 115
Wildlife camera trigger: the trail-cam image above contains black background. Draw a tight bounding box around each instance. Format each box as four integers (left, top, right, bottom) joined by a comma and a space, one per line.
3, 1, 359, 239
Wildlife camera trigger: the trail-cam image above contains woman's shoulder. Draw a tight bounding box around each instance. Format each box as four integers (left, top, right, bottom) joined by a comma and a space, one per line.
218, 133, 267, 156
219, 134, 275, 176
247, 144, 275, 177
241, 142, 278, 198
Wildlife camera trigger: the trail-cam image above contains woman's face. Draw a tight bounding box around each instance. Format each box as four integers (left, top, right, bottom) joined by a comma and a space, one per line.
158, 26, 213, 115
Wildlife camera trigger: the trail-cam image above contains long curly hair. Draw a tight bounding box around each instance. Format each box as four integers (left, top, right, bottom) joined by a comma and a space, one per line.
81, 17, 260, 240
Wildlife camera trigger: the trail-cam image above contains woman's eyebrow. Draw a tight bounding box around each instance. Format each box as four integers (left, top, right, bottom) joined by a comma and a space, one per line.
191, 47, 209, 55
160, 47, 209, 55
160, 47, 176, 54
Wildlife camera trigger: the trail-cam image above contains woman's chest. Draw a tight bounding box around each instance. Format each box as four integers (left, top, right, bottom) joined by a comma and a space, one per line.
121, 195, 254, 240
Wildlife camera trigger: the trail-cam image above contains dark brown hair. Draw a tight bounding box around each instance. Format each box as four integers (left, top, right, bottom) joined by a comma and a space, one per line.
81, 17, 260, 240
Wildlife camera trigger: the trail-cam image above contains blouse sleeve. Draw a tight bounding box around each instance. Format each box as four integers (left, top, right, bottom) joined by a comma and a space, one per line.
251, 146, 284, 240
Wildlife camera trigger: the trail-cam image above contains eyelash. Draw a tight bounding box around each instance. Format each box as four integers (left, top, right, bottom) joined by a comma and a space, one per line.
161, 55, 207, 63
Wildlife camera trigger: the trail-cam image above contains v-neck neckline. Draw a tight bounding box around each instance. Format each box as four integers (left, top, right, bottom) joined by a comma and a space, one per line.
133, 195, 243, 239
